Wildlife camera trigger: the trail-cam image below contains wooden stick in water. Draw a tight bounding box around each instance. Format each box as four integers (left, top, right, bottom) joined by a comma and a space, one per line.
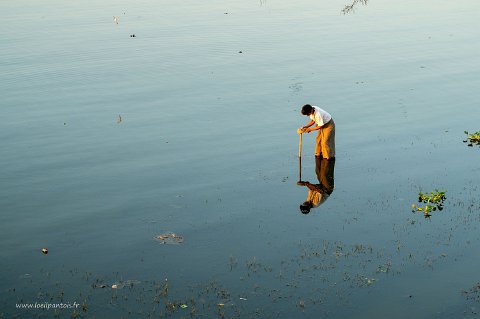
298, 131, 303, 182
298, 133, 302, 158
298, 155, 302, 182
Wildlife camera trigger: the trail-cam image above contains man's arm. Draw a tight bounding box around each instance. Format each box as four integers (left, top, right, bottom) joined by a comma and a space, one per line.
303, 120, 315, 129
305, 125, 322, 133
298, 181, 322, 192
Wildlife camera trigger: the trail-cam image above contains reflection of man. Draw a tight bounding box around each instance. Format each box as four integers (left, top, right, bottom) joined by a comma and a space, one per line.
298, 157, 335, 214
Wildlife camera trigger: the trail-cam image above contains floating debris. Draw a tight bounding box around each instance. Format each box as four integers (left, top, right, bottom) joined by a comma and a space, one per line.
180, 304, 188, 309
411, 190, 446, 218
366, 278, 376, 286
298, 300, 305, 308
117, 115, 122, 123
130, 34, 136, 37
154, 232, 184, 245
111, 279, 141, 289
94, 284, 107, 289
376, 263, 390, 273
113, 16, 119, 25
41, 248, 48, 255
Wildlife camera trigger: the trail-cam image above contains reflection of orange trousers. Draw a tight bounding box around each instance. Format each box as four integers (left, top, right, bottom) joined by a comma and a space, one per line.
315, 119, 335, 159
315, 157, 335, 194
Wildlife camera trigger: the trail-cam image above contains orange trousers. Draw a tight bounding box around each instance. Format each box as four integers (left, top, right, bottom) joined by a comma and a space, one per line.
315, 119, 335, 159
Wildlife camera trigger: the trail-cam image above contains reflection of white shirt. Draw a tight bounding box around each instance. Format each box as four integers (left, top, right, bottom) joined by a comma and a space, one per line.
310, 106, 332, 127
307, 190, 329, 208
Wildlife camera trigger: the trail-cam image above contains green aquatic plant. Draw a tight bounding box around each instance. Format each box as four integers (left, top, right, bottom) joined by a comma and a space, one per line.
463, 282, 480, 302
464, 130, 480, 146
418, 190, 446, 203
411, 190, 446, 218
81, 300, 88, 312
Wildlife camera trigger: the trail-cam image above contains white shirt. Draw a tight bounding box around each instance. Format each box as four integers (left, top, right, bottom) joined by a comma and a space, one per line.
306, 189, 329, 208
310, 106, 332, 127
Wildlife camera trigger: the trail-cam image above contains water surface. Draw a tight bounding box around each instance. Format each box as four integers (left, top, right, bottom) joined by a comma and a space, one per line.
1, 0, 480, 318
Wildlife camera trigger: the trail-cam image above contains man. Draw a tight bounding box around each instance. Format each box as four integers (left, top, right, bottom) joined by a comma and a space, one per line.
298, 104, 335, 160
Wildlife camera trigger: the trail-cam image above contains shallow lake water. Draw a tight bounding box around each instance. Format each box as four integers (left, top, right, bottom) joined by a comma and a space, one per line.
1, 0, 480, 318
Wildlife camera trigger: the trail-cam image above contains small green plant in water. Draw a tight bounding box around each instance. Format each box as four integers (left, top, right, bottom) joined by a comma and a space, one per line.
464, 130, 480, 146
411, 190, 446, 218
418, 190, 446, 203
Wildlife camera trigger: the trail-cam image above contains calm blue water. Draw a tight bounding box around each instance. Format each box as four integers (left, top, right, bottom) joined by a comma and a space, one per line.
1, 0, 480, 318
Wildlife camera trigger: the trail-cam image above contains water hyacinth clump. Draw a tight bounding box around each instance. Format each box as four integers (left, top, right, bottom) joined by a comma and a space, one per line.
464, 131, 480, 146
411, 190, 446, 218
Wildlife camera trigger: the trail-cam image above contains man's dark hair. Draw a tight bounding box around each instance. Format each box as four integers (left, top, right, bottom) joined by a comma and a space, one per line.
301, 104, 313, 115
299, 202, 312, 214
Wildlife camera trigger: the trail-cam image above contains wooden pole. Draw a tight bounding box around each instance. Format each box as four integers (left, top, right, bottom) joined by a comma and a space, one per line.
298, 133, 302, 158
298, 155, 302, 182
298, 133, 302, 181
